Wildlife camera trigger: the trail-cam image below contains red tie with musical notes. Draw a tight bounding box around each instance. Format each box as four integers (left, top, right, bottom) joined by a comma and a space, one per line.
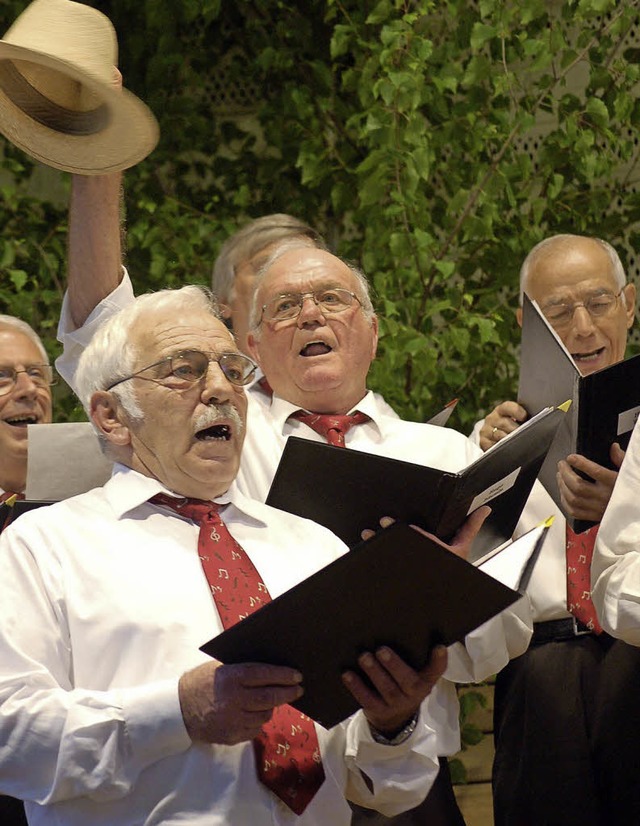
565, 524, 602, 633
152, 494, 325, 814
290, 410, 370, 447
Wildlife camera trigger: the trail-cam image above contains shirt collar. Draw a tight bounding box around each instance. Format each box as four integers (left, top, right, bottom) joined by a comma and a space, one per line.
103, 463, 267, 526
264, 389, 388, 437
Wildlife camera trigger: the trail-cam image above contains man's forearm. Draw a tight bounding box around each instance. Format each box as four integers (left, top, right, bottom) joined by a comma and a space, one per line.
68, 172, 123, 328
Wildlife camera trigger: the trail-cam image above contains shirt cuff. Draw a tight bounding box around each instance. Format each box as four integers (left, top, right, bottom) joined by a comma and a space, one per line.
120, 677, 192, 771
56, 267, 134, 392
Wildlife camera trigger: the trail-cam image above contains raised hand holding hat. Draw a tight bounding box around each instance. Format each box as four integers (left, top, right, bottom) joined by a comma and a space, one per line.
0, 0, 159, 174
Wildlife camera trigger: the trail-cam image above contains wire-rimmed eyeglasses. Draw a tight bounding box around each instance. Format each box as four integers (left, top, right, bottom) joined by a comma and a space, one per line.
259, 288, 361, 324
541, 289, 624, 329
0, 364, 56, 397
106, 350, 257, 391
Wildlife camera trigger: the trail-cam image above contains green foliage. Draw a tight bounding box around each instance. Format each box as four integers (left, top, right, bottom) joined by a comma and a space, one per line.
1, 0, 639, 435
449, 685, 490, 784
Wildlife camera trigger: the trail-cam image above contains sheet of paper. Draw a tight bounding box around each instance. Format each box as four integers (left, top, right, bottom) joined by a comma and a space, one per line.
26, 422, 112, 500
477, 520, 551, 591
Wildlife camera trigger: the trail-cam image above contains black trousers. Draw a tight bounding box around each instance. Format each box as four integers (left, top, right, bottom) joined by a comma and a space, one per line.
351, 756, 466, 826
492, 633, 640, 826
0, 796, 27, 826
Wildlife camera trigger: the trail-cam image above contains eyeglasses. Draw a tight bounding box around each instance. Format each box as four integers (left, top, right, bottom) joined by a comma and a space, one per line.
540, 289, 624, 329
106, 350, 257, 391
0, 364, 55, 397
259, 288, 361, 323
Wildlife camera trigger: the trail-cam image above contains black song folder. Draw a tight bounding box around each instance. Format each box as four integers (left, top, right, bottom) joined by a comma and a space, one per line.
201, 521, 548, 729
265, 405, 565, 561
517, 293, 640, 532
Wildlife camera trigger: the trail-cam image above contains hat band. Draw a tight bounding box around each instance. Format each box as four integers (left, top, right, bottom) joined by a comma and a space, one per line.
0, 59, 109, 136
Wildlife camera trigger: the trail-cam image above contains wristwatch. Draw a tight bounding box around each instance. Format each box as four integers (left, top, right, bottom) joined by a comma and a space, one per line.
369, 711, 419, 746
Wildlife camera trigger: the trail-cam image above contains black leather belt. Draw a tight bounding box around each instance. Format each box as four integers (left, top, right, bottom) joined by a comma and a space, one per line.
531, 617, 593, 645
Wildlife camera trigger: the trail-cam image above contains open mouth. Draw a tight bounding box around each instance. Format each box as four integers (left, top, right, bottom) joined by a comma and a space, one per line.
572, 347, 605, 363
195, 424, 233, 441
3, 414, 38, 427
300, 341, 332, 357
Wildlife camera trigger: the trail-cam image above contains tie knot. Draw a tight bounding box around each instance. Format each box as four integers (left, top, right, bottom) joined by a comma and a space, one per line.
150, 493, 219, 524
290, 410, 370, 447
0, 491, 25, 503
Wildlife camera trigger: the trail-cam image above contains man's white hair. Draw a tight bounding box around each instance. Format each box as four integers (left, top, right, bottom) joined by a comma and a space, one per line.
75, 286, 224, 424
211, 214, 325, 305
519, 234, 627, 304
0, 315, 49, 363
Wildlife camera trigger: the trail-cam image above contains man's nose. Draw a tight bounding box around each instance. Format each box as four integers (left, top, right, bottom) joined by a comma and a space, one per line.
572, 304, 597, 335
12, 370, 40, 399
297, 294, 326, 326
200, 361, 233, 404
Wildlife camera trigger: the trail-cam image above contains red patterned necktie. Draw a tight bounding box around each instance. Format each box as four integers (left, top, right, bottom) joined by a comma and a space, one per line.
290, 410, 370, 447
152, 493, 325, 815
565, 523, 602, 633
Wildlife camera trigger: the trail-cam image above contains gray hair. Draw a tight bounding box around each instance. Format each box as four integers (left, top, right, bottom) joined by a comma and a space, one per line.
211, 214, 326, 305
75, 286, 224, 427
519, 234, 627, 304
0, 315, 49, 363
248, 243, 376, 337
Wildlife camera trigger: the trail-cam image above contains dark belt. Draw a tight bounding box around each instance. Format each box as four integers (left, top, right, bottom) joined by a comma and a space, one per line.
531, 617, 594, 645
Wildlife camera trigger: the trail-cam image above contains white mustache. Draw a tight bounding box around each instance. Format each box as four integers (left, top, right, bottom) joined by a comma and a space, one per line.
194, 403, 244, 435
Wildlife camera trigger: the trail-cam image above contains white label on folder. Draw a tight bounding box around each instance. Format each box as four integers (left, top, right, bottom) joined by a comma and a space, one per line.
617, 405, 640, 437
467, 467, 521, 514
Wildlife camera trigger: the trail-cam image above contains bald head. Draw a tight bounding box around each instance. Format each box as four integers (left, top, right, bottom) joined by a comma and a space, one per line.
517, 235, 635, 375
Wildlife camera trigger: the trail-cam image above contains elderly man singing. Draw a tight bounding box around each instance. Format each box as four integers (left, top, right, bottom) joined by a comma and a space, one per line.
0, 315, 53, 499
0, 286, 464, 826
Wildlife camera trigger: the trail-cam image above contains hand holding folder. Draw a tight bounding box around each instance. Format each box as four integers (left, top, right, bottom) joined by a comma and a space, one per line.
201, 520, 549, 728
518, 293, 640, 531
266, 404, 566, 561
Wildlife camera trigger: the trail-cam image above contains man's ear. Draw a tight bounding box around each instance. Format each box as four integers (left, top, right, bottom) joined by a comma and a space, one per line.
624, 282, 636, 330
90, 391, 132, 447
218, 304, 234, 332
370, 314, 379, 359
246, 332, 263, 367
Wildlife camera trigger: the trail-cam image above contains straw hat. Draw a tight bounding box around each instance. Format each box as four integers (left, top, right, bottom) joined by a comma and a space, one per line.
0, 0, 159, 174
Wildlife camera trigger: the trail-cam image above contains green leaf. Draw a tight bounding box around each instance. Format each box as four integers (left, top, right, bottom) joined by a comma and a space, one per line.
470, 23, 497, 51
585, 97, 609, 127
8, 269, 28, 290
435, 260, 456, 278
461, 723, 485, 746
331, 25, 352, 59
366, 0, 393, 26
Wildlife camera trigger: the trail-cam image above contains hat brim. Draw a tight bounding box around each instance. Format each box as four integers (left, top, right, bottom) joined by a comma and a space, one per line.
0, 41, 159, 174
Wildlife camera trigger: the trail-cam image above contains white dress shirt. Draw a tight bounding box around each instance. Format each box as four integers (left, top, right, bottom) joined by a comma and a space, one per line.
0, 466, 443, 826
469, 419, 571, 623
592, 416, 640, 643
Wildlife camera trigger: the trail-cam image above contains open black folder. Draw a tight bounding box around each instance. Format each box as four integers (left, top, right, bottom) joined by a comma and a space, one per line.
517, 293, 640, 532
201, 521, 549, 729
265, 405, 565, 562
